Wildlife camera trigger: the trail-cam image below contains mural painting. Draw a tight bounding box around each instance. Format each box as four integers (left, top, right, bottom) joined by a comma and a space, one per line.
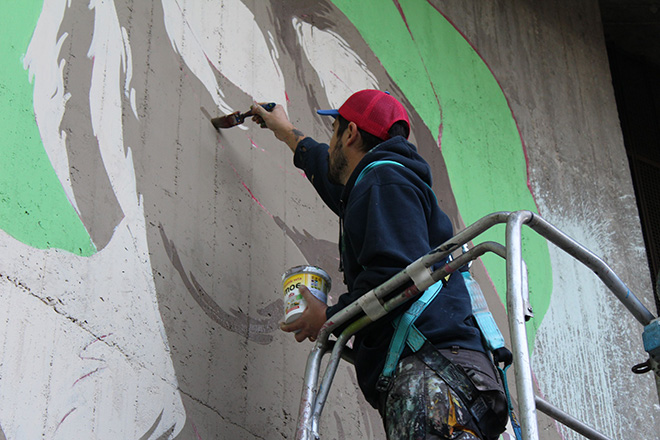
0, 0, 656, 439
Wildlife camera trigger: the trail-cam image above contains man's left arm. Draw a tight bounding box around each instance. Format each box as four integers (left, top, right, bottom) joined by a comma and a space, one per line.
280, 285, 328, 343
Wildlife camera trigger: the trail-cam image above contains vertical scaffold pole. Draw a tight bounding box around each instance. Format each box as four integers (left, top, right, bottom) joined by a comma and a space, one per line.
506, 211, 540, 440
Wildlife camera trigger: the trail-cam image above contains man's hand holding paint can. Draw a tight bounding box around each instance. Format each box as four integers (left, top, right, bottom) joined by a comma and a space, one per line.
281, 266, 331, 343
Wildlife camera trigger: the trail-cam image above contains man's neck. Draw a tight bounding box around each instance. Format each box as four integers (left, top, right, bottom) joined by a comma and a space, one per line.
341, 149, 366, 185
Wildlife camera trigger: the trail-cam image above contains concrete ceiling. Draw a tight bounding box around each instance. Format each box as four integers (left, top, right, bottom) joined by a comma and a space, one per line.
600, 0, 660, 67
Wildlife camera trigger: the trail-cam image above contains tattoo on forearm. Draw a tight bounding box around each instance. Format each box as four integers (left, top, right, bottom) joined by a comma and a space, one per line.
292, 129, 305, 141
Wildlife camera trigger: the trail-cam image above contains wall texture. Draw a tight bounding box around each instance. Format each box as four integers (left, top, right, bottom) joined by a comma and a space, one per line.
0, 1, 658, 439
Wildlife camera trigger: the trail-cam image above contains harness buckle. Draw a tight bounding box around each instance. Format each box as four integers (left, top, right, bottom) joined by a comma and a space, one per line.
375, 375, 393, 393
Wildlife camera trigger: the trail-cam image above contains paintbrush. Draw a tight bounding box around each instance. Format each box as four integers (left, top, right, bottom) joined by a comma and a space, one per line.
211, 102, 276, 129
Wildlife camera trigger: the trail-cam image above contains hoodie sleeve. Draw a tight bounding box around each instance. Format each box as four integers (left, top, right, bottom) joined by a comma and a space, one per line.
326, 171, 432, 317
293, 137, 343, 216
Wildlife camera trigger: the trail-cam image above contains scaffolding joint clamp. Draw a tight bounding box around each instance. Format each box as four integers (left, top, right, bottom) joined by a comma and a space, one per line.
406, 260, 435, 292
358, 290, 388, 321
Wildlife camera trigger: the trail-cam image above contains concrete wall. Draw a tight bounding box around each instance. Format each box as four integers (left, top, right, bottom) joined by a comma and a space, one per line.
0, 0, 657, 439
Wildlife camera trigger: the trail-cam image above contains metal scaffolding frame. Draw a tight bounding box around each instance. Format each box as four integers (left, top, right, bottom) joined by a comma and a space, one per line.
294, 211, 659, 440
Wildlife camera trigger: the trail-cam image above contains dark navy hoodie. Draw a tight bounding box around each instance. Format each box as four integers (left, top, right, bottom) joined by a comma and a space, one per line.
293, 135, 484, 408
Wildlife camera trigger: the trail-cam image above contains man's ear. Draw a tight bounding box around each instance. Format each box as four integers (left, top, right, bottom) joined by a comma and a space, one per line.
345, 121, 361, 148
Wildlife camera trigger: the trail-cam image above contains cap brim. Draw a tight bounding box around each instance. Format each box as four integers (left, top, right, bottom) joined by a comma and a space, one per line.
317, 109, 340, 118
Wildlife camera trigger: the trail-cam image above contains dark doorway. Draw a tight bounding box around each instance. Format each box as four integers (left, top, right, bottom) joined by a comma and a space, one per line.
606, 45, 660, 313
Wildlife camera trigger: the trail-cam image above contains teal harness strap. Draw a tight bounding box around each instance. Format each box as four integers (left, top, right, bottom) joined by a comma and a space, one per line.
462, 271, 506, 351
355, 160, 405, 185
498, 365, 523, 440
376, 279, 444, 391
405, 319, 428, 352
355, 159, 438, 203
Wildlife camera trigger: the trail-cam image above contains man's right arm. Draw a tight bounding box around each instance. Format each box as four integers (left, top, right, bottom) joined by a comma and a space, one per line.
250, 103, 306, 153
251, 102, 343, 214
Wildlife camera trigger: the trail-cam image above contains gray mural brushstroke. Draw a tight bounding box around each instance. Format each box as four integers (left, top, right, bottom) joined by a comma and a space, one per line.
159, 224, 281, 345
138, 410, 176, 440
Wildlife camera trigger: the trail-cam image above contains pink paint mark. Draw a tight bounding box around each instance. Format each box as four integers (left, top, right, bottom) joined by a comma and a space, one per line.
424, 1, 541, 214
330, 70, 355, 94
285, 91, 290, 103
240, 180, 273, 218
246, 135, 267, 153
218, 135, 313, 217
79, 334, 111, 360
392, 0, 412, 34
56, 407, 77, 432
85, 333, 110, 346
73, 366, 108, 386
218, 139, 274, 217
191, 421, 204, 440
437, 122, 444, 152
245, 134, 305, 177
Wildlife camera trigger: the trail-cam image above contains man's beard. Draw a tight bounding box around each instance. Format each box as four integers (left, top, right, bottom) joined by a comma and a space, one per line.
328, 138, 348, 185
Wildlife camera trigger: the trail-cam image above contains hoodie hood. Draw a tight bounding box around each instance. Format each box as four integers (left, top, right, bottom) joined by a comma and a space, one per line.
342, 135, 433, 201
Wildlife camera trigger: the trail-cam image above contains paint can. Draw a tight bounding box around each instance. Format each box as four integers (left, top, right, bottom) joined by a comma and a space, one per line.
282, 265, 331, 325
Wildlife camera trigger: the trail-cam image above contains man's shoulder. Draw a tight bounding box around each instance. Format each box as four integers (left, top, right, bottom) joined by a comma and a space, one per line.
355, 160, 426, 192
347, 167, 428, 213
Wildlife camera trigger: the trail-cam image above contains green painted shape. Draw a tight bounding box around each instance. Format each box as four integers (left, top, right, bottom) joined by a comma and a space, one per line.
332, 0, 552, 347
0, 1, 96, 256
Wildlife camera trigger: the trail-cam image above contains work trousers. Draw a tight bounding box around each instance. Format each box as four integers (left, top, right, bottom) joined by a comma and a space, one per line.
378, 348, 507, 440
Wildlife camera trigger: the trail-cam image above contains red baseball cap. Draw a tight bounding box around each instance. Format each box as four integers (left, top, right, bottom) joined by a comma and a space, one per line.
317, 89, 410, 140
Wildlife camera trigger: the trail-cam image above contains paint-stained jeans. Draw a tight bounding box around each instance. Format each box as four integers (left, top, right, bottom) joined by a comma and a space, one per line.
379, 349, 507, 440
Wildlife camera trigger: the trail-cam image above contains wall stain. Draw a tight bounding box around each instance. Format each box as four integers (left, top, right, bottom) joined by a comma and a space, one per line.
159, 224, 281, 345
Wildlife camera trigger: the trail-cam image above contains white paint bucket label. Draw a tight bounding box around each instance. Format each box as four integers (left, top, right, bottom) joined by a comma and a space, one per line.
282, 266, 331, 324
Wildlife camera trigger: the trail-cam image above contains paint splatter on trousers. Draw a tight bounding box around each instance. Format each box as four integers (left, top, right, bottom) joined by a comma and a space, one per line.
379, 349, 507, 440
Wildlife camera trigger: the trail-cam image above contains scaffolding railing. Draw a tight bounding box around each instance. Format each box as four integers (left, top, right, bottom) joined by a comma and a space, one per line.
295, 211, 659, 440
